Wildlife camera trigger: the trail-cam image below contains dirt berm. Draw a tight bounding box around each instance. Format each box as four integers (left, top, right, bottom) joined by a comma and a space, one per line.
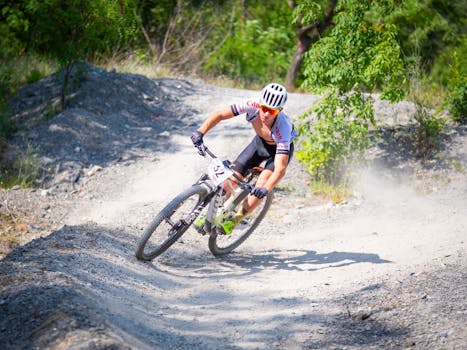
1, 63, 466, 349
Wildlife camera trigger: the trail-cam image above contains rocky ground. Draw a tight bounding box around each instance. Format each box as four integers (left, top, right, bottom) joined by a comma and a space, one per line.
0, 63, 466, 349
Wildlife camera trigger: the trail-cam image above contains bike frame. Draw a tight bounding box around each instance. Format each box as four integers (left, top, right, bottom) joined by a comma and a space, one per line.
192, 144, 253, 235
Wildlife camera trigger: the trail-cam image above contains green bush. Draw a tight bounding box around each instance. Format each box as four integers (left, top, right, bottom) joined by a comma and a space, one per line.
388, 0, 466, 122
0, 95, 13, 139
297, 0, 405, 186
25, 69, 43, 84
449, 82, 466, 122
204, 18, 294, 85
296, 90, 375, 184
429, 41, 466, 122
413, 104, 447, 158
0, 110, 9, 141
0, 144, 42, 189
443, 46, 466, 122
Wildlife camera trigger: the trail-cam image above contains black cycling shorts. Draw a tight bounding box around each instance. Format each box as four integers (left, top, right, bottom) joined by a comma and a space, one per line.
232, 135, 294, 176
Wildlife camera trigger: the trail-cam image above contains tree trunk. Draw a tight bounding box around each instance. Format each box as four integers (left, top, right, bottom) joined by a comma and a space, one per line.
285, 0, 338, 89
60, 61, 75, 110
285, 43, 307, 90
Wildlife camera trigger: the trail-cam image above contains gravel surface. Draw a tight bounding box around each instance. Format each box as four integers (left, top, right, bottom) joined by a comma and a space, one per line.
0, 63, 466, 349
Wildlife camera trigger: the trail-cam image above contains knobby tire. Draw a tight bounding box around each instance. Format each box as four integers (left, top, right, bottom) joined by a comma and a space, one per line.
208, 189, 273, 256
135, 184, 208, 261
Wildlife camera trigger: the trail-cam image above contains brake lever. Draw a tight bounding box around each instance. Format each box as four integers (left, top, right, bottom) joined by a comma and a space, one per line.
196, 143, 207, 156
240, 183, 254, 192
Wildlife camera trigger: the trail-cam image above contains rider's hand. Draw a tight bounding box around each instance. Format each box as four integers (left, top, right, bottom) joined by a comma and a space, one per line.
251, 186, 268, 199
191, 130, 204, 146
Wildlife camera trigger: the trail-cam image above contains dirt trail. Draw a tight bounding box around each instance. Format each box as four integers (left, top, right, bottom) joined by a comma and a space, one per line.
0, 65, 466, 349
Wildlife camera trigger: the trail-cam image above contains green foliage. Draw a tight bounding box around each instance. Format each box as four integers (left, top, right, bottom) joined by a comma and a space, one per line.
449, 82, 466, 122
387, 0, 465, 73
297, 0, 463, 189
2, 0, 141, 62
1, 0, 142, 107
0, 98, 11, 140
24, 0, 141, 62
0, 64, 16, 139
297, 0, 405, 185
0, 54, 59, 188
292, 1, 328, 25
301, 0, 405, 99
296, 90, 375, 183
140, 0, 236, 73
142, 0, 295, 85
406, 56, 448, 158
0, 54, 57, 102
413, 104, 447, 158
440, 43, 467, 122
0, 144, 42, 189
204, 19, 294, 84
0, 2, 29, 59
386, 0, 466, 121
449, 159, 466, 173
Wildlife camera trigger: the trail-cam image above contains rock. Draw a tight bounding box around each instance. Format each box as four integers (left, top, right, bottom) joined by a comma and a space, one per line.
86, 165, 103, 177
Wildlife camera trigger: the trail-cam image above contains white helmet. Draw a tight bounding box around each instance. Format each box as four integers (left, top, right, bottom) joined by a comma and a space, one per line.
260, 83, 288, 109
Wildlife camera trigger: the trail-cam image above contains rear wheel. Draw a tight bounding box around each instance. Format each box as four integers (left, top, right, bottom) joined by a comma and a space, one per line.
135, 185, 208, 261
208, 189, 273, 256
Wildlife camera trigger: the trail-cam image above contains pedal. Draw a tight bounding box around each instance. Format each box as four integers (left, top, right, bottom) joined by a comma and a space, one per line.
193, 216, 207, 235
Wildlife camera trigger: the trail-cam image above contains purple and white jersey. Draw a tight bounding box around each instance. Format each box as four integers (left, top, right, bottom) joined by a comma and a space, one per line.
231, 99, 297, 155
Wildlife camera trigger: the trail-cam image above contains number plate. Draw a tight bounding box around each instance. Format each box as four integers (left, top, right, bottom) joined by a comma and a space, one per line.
208, 158, 233, 185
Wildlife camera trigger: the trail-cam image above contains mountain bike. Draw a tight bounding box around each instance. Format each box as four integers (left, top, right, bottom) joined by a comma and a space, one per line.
135, 143, 273, 261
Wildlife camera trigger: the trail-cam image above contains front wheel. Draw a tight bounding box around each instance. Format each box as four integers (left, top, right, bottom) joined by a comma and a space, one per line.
135, 184, 208, 261
208, 190, 273, 256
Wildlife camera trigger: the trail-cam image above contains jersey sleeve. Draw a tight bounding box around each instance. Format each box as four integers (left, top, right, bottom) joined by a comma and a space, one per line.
230, 99, 260, 122
272, 114, 297, 155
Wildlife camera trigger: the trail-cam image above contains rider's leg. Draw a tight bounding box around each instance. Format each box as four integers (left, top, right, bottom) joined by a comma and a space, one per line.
218, 137, 274, 234
218, 169, 271, 234
241, 141, 294, 214
226, 136, 264, 200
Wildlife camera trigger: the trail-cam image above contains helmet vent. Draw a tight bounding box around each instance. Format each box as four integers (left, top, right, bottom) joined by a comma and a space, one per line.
260, 83, 288, 109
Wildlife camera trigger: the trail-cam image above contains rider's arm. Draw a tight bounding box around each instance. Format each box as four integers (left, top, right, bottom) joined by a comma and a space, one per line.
197, 107, 235, 135
263, 153, 289, 191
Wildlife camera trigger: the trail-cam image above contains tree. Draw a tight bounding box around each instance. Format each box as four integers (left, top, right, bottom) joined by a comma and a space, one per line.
285, 0, 337, 89
296, 0, 406, 184
2, 0, 141, 107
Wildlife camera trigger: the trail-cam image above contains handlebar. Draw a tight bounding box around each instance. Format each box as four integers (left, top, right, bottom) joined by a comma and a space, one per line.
195, 143, 252, 190
195, 143, 215, 158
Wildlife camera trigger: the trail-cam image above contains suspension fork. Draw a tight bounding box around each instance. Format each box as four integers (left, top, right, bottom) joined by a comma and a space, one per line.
203, 185, 227, 233
177, 180, 216, 229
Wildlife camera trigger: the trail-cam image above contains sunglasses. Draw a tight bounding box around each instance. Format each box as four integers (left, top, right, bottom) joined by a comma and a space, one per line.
260, 105, 280, 116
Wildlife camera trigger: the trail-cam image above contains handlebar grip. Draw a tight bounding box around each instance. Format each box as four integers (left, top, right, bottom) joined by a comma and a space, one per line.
196, 143, 207, 156
196, 143, 216, 158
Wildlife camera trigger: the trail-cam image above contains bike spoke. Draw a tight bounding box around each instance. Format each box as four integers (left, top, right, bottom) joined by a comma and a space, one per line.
209, 191, 272, 256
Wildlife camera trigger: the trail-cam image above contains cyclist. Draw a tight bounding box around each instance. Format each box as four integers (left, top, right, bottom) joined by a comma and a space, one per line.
191, 83, 297, 234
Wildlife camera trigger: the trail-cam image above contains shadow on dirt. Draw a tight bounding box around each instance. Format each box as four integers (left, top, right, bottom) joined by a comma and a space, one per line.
0, 223, 404, 349
221, 249, 391, 273
157, 248, 392, 278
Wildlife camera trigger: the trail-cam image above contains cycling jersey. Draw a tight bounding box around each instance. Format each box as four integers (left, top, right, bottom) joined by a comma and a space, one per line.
231, 99, 298, 155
